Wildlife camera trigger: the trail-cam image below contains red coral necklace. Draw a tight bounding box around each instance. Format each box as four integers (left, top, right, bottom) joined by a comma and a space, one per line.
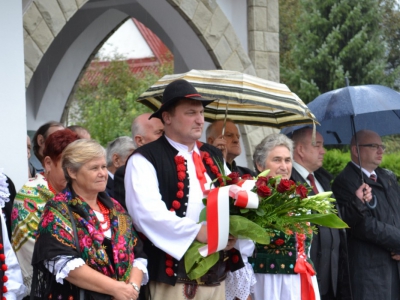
97, 201, 111, 232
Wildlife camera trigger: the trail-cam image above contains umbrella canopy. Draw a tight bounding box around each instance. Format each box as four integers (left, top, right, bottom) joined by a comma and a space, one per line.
137, 69, 317, 128
282, 85, 400, 144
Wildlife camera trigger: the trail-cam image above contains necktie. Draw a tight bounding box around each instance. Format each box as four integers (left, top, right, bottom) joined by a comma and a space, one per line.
370, 173, 377, 182
192, 151, 207, 193
307, 173, 319, 195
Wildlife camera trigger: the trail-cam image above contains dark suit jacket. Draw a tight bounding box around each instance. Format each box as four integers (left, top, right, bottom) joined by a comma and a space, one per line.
105, 175, 114, 199
113, 166, 126, 210
291, 167, 341, 297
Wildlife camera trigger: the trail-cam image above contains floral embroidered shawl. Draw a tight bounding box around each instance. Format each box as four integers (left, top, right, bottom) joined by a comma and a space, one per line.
31, 186, 139, 299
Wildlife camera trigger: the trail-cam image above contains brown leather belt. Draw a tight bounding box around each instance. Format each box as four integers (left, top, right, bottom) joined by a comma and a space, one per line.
176, 252, 227, 286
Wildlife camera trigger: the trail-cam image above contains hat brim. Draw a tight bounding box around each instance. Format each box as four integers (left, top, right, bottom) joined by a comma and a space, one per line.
149, 96, 216, 119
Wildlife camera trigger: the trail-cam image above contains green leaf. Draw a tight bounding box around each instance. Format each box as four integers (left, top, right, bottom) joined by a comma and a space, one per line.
256, 208, 265, 216
229, 215, 270, 244
239, 208, 249, 214
290, 213, 349, 228
199, 207, 207, 223
184, 241, 220, 280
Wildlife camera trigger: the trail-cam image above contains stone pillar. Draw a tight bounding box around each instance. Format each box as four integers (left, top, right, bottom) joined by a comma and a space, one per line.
0, 1, 28, 190
247, 0, 279, 82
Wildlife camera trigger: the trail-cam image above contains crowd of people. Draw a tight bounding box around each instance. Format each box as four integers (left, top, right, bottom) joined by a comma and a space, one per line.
0, 79, 399, 300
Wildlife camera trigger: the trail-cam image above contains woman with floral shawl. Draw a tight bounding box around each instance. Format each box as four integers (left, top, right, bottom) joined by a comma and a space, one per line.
11, 129, 79, 298
31, 139, 147, 300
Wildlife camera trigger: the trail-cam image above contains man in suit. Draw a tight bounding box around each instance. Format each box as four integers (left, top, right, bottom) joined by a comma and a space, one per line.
113, 113, 164, 208
332, 130, 400, 300
290, 127, 342, 300
206, 119, 256, 176
105, 136, 135, 198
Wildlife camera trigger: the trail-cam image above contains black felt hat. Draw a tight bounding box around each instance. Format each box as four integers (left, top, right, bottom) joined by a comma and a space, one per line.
149, 79, 215, 119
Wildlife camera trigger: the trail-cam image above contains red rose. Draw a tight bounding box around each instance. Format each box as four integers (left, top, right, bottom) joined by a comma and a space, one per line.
241, 174, 253, 180
274, 238, 285, 246
227, 172, 240, 185
177, 171, 186, 181
165, 260, 173, 267
172, 200, 181, 209
257, 185, 272, 197
256, 176, 269, 188
174, 156, 185, 164
211, 166, 219, 174
277, 179, 295, 193
296, 184, 308, 199
176, 191, 184, 199
166, 267, 174, 277
2, 275, 7, 283
177, 182, 184, 190
177, 164, 186, 172
232, 254, 239, 264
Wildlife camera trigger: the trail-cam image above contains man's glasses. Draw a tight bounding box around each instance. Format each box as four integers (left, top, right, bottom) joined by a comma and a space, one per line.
359, 144, 386, 151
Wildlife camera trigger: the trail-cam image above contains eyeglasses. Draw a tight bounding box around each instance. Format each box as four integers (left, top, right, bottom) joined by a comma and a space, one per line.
359, 144, 386, 151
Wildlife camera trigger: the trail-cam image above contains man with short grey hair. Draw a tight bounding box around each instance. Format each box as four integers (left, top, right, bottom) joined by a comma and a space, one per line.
105, 136, 135, 198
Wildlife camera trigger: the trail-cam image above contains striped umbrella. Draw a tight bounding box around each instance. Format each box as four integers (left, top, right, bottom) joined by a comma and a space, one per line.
137, 69, 317, 128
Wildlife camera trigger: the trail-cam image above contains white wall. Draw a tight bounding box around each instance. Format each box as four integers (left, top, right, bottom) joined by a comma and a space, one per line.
217, 0, 248, 53
0, 1, 28, 190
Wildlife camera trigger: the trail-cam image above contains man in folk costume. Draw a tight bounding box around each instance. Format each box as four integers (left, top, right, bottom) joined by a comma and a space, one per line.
290, 128, 350, 300
0, 170, 25, 299
125, 79, 243, 300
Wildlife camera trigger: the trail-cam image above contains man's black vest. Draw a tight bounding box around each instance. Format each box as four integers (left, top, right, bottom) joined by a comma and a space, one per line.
135, 136, 224, 285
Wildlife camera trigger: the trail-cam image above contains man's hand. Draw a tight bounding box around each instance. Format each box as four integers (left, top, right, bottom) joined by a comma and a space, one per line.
224, 234, 237, 251
355, 183, 372, 203
196, 225, 208, 243
212, 135, 227, 160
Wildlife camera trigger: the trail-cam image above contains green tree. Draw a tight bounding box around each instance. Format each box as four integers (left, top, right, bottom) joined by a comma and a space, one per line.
281, 0, 397, 103
70, 58, 173, 146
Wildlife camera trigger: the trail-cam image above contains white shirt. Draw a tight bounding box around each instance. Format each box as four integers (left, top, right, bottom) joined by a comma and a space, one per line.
351, 161, 377, 180
293, 161, 325, 193
125, 136, 229, 260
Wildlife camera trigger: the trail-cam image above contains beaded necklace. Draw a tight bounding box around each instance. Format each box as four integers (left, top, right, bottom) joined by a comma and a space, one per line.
97, 201, 111, 232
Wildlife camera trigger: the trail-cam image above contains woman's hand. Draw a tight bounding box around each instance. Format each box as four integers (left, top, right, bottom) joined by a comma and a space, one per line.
111, 281, 138, 300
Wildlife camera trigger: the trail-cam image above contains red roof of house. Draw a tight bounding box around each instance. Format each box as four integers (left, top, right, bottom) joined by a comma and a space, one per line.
81, 18, 173, 86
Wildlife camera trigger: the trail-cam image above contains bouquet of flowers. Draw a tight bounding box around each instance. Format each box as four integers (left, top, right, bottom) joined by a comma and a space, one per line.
184, 169, 348, 280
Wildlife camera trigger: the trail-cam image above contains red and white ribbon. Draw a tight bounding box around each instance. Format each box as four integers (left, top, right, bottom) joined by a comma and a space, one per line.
199, 180, 258, 257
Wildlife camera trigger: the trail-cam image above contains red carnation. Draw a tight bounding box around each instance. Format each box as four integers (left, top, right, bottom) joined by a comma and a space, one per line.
241, 174, 253, 180
177, 171, 186, 181
277, 179, 295, 193
166, 267, 174, 277
165, 260, 173, 267
177, 164, 186, 172
274, 238, 285, 246
1, 265, 7, 271
227, 172, 240, 185
176, 191, 184, 199
2, 275, 7, 283
257, 185, 272, 197
232, 255, 239, 264
0, 254, 5, 261
256, 176, 269, 188
174, 156, 185, 164
177, 182, 184, 190
172, 200, 181, 210
296, 185, 308, 199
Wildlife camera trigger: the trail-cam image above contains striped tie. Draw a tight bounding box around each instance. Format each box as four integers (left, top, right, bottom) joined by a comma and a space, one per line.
370, 174, 377, 182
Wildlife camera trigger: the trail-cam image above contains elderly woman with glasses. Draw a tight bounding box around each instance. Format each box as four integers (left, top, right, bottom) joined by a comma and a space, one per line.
31, 139, 148, 300
249, 133, 320, 300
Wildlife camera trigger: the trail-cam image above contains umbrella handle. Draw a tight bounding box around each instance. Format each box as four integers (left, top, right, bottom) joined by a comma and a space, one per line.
365, 194, 377, 209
